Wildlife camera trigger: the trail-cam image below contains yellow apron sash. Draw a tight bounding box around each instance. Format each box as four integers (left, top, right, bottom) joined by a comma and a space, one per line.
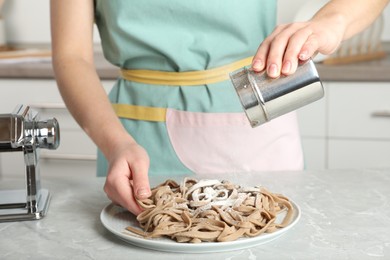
114, 56, 253, 121
120, 56, 253, 86
113, 104, 167, 122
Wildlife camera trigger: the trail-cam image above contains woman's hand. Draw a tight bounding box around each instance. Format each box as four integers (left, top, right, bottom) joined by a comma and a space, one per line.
252, 15, 345, 78
252, 0, 390, 78
103, 141, 152, 216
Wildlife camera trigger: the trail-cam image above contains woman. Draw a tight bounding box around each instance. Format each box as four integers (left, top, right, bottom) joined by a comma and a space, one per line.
50, 0, 389, 215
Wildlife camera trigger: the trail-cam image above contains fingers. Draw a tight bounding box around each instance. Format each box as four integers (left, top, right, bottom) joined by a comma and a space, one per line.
131, 158, 152, 200
262, 25, 293, 77
299, 33, 320, 61
104, 160, 143, 215
253, 22, 318, 78
103, 144, 151, 216
252, 24, 287, 73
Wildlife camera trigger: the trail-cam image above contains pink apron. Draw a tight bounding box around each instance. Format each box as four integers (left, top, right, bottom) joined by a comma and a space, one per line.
166, 109, 303, 174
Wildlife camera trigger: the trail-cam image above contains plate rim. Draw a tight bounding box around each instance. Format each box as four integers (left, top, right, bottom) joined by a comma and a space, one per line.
100, 199, 301, 253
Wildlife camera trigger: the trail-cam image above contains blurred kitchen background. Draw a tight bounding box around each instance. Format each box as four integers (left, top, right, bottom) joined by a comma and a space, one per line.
1, 0, 389, 44
0, 0, 389, 177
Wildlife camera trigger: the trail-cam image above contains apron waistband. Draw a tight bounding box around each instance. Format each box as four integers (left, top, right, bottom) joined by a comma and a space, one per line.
120, 56, 253, 86
115, 57, 253, 121
112, 104, 167, 122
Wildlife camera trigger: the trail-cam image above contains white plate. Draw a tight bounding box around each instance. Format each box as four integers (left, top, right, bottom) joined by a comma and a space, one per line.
100, 200, 301, 253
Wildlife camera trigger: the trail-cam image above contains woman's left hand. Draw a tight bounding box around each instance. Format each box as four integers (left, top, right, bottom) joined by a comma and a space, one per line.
252, 15, 345, 78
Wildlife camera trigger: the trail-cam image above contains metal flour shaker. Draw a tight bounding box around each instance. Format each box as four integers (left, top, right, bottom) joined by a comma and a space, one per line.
230, 59, 324, 127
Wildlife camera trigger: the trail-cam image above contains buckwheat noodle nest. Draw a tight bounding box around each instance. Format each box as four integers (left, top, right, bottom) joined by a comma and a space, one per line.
126, 178, 294, 243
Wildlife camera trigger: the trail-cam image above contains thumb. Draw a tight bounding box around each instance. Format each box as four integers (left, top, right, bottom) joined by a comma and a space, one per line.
131, 161, 152, 200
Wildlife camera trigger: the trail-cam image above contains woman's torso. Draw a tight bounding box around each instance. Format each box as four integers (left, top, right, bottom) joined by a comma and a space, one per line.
94, 0, 276, 72
94, 1, 304, 176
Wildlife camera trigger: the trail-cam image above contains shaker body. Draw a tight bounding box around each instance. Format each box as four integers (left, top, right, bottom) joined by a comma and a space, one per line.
230, 59, 324, 127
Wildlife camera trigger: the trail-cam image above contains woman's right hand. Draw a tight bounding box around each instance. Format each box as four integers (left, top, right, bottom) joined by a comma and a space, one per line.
103, 140, 152, 216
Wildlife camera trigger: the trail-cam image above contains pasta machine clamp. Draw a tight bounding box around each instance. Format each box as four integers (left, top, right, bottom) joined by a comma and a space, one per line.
0, 105, 60, 222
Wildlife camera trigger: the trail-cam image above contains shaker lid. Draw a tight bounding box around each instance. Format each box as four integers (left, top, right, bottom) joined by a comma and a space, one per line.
230, 67, 268, 127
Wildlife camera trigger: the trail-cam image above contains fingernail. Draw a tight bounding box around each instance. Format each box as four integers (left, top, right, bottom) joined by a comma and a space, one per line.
268, 64, 278, 77
299, 51, 308, 60
137, 188, 150, 198
282, 61, 291, 74
252, 59, 263, 71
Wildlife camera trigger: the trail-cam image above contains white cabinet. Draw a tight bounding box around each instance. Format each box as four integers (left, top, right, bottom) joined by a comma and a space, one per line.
297, 81, 390, 170
327, 82, 390, 139
328, 139, 390, 169
327, 82, 390, 169
0, 79, 115, 178
297, 83, 328, 170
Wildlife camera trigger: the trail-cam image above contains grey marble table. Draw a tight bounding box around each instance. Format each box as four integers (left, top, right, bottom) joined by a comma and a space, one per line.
0, 168, 389, 260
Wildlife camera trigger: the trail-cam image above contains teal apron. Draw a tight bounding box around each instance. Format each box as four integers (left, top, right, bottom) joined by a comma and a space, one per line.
94, 0, 303, 176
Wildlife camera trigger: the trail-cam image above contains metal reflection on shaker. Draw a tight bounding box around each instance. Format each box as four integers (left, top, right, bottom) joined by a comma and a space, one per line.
230, 59, 324, 127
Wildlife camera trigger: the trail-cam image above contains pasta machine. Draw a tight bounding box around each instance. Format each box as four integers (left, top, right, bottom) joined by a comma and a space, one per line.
0, 105, 60, 222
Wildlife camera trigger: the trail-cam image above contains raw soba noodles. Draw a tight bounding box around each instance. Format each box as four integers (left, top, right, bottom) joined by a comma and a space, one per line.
126, 178, 294, 243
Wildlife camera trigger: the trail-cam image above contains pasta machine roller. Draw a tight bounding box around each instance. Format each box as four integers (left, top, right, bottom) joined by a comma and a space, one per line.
0, 104, 60, 222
